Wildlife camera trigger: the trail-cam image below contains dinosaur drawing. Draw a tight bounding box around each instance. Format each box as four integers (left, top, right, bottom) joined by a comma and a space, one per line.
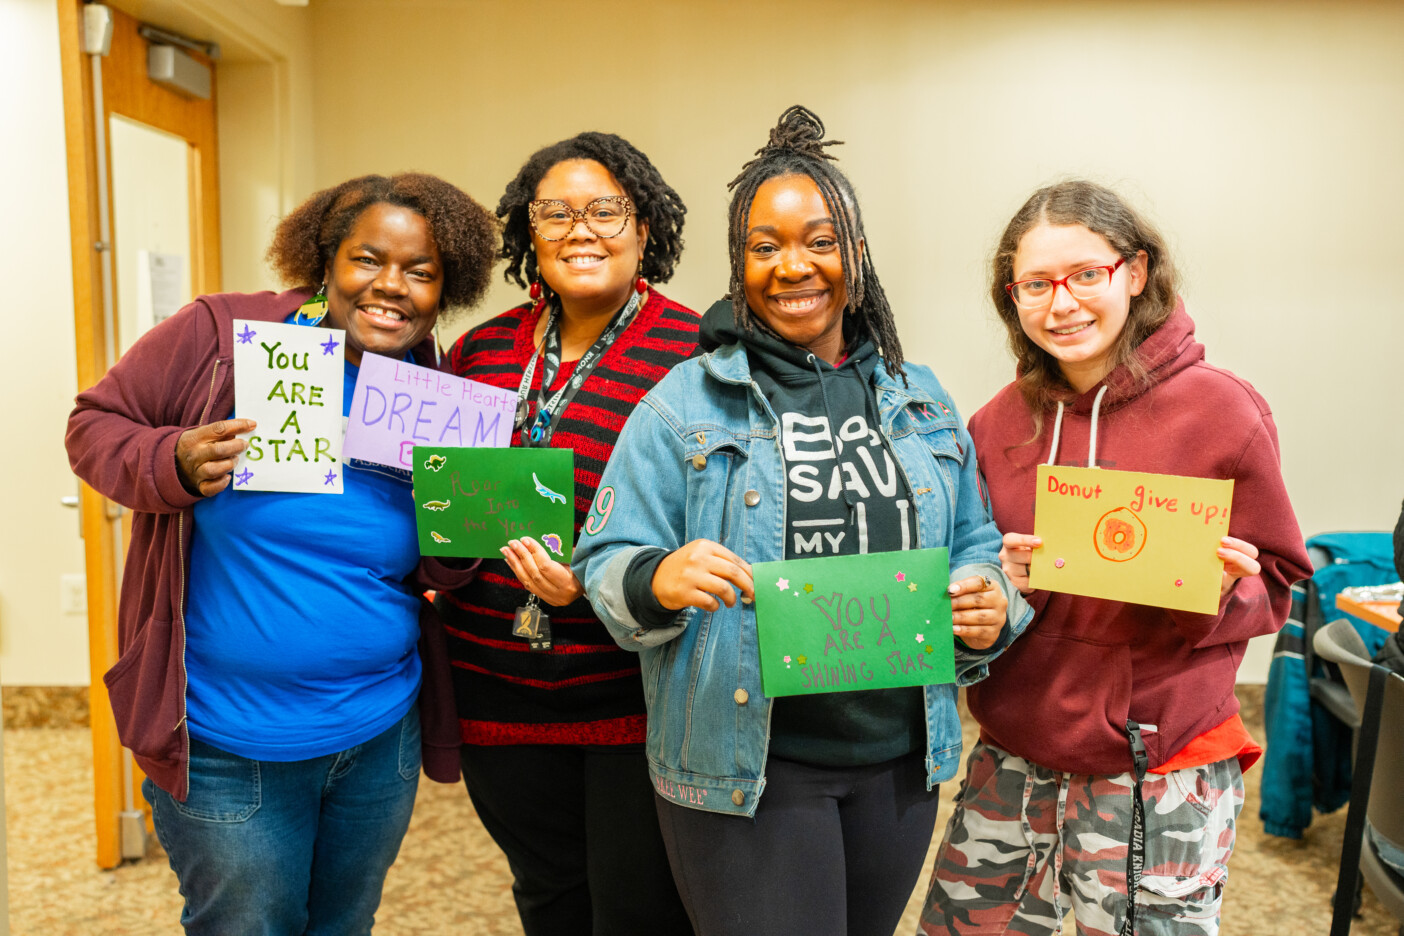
532, 472, 566, 504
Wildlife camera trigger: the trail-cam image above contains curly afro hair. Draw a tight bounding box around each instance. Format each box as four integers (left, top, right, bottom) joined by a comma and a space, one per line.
497, 132, 686, 302
266, 173, 499, 321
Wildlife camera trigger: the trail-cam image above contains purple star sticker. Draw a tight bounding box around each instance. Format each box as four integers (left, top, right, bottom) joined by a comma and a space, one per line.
324, 469, 338, 486
234, 468, 254, 486
237, 324, 256, 344
320, 334, 340, 355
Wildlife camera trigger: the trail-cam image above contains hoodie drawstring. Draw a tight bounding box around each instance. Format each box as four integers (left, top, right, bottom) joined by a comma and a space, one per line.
1046, 402, 1065, 466
1044, 385, 1110, 468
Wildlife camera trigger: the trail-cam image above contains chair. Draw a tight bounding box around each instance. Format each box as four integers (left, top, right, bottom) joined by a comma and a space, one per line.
1260, 533, 1394, 841
1304, 545, 1361, 727
1314, 618, 1404, 936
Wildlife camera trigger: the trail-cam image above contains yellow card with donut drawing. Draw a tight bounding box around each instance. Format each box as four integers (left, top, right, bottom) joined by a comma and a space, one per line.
1028, 465, 1234, 614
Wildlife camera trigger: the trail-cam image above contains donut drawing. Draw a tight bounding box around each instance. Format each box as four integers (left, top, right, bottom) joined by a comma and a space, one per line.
1093, 507, 1148, 563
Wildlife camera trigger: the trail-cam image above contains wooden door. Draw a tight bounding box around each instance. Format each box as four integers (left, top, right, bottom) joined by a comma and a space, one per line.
57, 0, 221, 869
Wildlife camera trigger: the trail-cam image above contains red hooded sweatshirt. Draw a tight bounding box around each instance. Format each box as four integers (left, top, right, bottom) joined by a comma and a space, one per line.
966, 304, 1312, 775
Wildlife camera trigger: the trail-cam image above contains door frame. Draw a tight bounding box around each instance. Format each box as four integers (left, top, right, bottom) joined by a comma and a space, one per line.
57, 0, 311, 869
58, 0, 223, 870
57, 0, 127, 871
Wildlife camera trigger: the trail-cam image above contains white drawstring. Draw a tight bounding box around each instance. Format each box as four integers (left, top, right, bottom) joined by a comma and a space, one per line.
1044, 386, 1110, 468
1044, 402, 1065, 466
1086, 385, 1109, 468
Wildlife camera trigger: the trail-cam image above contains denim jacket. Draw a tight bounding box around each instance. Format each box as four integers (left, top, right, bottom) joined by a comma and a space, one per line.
573, 343, 1031, 817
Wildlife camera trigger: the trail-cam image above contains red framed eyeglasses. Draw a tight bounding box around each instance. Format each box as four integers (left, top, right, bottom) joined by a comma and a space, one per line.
1006, 257, 1126, 310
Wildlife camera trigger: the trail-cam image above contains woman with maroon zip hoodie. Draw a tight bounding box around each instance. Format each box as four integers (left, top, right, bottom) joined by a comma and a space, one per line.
66, 173, 497, 935
919, 181, 1311, 936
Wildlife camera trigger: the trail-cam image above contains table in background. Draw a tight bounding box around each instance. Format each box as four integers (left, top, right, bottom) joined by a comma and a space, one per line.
1336, 593, 1402, 633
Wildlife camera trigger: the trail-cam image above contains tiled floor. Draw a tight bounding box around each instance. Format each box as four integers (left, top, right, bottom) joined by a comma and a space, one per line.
4, 690, 1398, 935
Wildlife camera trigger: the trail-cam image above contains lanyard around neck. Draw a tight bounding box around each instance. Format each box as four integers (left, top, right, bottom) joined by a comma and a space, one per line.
515, 290, 644, 447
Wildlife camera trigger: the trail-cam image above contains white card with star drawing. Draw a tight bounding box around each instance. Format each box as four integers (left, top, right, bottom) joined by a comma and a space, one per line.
230, 320, 346, 493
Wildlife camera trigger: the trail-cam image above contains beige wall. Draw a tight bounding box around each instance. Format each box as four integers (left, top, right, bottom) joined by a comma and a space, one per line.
203, 0, 317, 293
13, 0, 1403, 686
305, 0, 1403, 683
307, 0, 1402, 542
0, 0, 88, 684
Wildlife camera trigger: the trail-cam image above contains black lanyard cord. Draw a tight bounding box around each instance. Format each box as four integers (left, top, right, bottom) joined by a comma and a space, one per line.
515, 290, 644, 448
1119, 719, 1150, 936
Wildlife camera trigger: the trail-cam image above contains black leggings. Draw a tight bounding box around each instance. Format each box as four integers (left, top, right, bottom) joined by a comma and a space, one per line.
460, 744, 693, 936
655, 751, 940, 936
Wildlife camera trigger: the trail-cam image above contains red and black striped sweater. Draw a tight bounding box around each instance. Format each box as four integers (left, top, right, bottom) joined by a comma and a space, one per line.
439, 290, 700, 746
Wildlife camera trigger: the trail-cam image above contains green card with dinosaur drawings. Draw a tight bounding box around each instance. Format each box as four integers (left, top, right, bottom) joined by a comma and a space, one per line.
752, 549, 954, 698
412, 446, 575, 560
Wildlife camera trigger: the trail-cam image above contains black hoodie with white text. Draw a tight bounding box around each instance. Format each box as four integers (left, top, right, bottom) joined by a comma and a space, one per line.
626, 300, 924, 766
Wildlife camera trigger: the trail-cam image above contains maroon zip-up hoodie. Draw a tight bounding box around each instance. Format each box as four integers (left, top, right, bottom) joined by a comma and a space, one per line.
966, 304, 1311, 775
66, 288, 476, 800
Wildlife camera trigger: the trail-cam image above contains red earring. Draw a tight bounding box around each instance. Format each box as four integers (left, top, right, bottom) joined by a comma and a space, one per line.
635, 277, 648, 295
530, 280, 544, 314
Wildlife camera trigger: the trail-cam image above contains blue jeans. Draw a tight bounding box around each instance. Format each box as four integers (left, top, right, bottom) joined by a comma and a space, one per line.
144, 707, 421, 935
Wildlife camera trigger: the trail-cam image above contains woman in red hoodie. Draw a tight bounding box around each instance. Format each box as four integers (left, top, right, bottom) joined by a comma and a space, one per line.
919, 181, 1311, 936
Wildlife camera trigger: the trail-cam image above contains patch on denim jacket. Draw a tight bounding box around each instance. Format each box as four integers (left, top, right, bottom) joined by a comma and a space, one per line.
584, 485, 615, 535
655, 776, 710, 807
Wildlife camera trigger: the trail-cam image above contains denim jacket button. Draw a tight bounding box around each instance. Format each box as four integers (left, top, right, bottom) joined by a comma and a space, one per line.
731, 789, 745, 806
691, 454, 707, 470
733, 688, 749, 705
744, 489, 760, 507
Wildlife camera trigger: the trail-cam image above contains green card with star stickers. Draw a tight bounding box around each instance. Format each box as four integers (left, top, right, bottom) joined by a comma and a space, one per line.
751, 548, 954, 697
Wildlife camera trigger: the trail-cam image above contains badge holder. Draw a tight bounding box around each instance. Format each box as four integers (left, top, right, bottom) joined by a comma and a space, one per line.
513, 594, 552, 652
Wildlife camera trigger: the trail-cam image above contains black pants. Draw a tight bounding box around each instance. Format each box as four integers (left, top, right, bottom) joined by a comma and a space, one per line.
460, 744, 693, 936
655, 751, 940, 936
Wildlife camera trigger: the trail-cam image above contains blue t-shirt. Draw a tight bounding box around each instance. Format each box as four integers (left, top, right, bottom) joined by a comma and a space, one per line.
184, 340, 422, 760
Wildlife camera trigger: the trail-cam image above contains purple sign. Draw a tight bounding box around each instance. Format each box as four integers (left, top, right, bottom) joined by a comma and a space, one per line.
343, 352, 515, 469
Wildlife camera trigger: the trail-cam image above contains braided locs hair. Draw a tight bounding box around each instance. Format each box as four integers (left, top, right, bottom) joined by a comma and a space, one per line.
497, 132, 686, 307
725, 105, 905, 381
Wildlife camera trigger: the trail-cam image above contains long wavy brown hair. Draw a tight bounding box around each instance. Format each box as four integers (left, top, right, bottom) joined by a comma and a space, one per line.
991, 180, 1180, 440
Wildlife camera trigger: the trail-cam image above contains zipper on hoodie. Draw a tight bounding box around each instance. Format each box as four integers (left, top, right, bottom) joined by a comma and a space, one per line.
177, 357, 222, 793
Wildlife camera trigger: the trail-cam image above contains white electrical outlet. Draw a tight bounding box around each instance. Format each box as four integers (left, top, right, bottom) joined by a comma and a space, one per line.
60, 573, 88, 616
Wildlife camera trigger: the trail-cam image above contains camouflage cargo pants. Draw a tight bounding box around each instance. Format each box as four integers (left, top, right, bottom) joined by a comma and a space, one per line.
919, 741, 1243, 936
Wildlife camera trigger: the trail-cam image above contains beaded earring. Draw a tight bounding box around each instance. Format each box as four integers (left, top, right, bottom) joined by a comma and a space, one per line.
530, 280, 545, 314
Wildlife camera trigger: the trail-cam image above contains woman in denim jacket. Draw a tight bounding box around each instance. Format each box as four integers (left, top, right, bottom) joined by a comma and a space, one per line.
573, 107, 1032, 936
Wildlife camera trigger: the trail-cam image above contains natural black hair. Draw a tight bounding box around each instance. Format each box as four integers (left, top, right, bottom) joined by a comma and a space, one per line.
267, 172, 498, 321
725, 105, 905, 381
497, 132, 686, 303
